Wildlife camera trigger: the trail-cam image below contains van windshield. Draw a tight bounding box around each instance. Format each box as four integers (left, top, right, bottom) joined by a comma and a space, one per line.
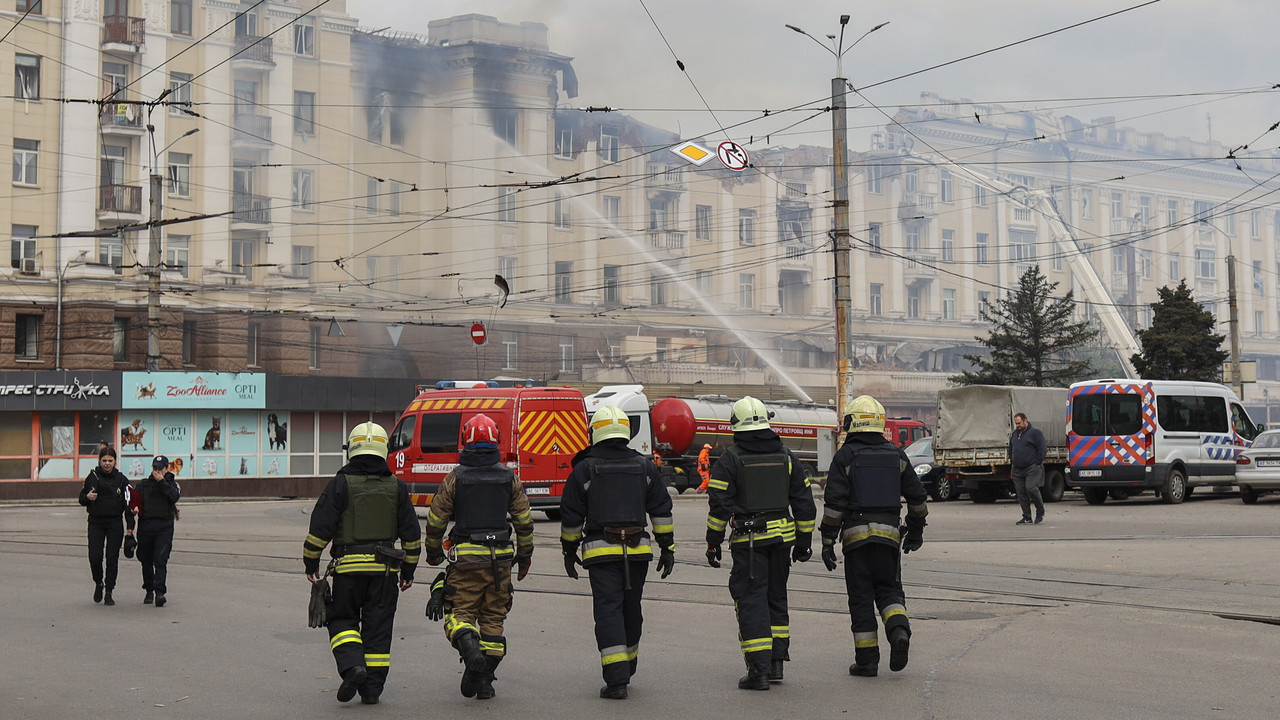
420, 413, 462, 454
389, 415, 415, 452
1072, 393, 1142, 436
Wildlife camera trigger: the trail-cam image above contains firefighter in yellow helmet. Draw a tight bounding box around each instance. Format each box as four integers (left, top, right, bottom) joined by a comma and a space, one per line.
303, 422, 421, 705
820, 395, 928, 677
559, 406, 675, 699
705, 396, 817, 690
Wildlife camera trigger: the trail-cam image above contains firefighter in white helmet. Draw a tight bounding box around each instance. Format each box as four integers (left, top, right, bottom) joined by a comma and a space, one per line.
820, 395, 928, 678
304, 422, 421, 705
705, 396, 816, 690
559, 406, 675, 699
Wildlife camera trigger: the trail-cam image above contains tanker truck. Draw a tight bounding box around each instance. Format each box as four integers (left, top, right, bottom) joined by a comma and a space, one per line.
584, 385, 839, 493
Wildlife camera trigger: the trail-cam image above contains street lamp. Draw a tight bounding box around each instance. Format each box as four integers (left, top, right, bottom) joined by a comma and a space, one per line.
55, 249, 90, 370
146, 126, 199, 371
785, 16, 887, 427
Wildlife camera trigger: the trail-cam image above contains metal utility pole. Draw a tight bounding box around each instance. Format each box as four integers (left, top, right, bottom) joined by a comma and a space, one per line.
1227, 253, 1242, 398
147, 170, 162, 371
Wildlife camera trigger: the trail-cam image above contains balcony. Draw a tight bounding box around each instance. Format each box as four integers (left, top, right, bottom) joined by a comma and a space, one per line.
647, 229, 687, 258
99, 184, 142, 214
99, 102, 144, 133
233, 34, 274, 65
645, 164, 685, 191
904, 252, 938, 284
232, 113, 272, 145
898, 192, 936, 219
232, 193, 271, 224
103, 15, 145, 49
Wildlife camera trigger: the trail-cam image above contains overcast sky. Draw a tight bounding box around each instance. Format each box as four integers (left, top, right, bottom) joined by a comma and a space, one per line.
347, 0, 1280, 157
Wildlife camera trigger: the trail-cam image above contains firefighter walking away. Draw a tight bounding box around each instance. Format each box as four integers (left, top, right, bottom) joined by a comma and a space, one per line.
560, 406, 675, 699
821, 395, 928, 677
423, 413, 534, 700
303, 422, 421, 705
705, 396, 816, 690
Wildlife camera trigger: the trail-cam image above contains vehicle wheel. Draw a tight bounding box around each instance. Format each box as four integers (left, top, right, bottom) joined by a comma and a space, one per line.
543, 508, 562, 521
1240, 487, 1260, 505
1042, 470, 1066, 503
1160, 469, 1186, 504
931, 476, 954, 503
969, 485, 999, 504
1082, 487, 1107, 505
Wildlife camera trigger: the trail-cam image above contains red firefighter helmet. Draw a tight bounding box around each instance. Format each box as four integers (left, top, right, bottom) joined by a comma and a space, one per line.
460, 413, 500, 449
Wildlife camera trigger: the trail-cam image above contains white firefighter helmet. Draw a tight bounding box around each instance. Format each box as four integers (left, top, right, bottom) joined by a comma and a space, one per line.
590, 406, 631, 444
729, 396, 772, 432
346, 422, 389, 459
843, 395, 886, 434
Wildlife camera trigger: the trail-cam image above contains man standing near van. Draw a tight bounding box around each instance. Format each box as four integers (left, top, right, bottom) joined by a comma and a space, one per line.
1010, 413, 1046, 525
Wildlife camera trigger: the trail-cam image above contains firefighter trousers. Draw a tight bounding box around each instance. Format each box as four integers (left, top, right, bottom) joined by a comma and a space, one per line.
728, 541, 791, 674
844, 543, 910, 666
587, 559, 649, 687
326, 572, 399, 698
443, 563, 513, 658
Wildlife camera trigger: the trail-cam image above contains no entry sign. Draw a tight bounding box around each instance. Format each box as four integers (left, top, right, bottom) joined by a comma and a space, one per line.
470, 322, 487, 346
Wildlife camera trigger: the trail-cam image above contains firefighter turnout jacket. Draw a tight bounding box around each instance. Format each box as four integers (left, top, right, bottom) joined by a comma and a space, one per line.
303, 454, 422, 579
560, 438, 674, 564
424, 448, 534, 568
821, 433, 928, 551
706, 429, 817, 548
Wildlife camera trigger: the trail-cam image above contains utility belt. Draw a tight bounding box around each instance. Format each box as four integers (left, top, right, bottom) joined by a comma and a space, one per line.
731, 511, 787, 534
842, 510, 899, 527
454, 529, 512, 547
334, 541, 405, 570
602, 526, 645, 548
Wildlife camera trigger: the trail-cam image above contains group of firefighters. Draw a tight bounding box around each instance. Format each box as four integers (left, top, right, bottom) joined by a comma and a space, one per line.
303, 392, 927, 704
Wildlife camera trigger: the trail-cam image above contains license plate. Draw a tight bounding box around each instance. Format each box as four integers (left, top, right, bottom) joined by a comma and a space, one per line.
1257, 460, 1280, 468
525, 486, 551, 495
1077, 469, 1102, 478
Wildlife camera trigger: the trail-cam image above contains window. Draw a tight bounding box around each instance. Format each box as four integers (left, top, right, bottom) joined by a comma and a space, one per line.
293, 19, 314, 56
866, 165, 882, 194
1224, 211, 1237, 236
695, 204, 711, 240
1254, 260, 1264, 294
941, 229, 954, 261
293, 91, 315, 135
14, 314, 39, 359
103, 61, 127, 99
1167, 199, 1178, 227
231, 239, 255, 278
308, 325, 320, 369
554, 121, 573, 159
1139, 196, 1152, 223
247, 322, 260, 366
940, 171, 953, 202
1112, 247, 1126, 273
1009, 230, 1036, 263
170, 0, 192, 35
99, 237, 123, 274
291, 245, 313, 280
868, 222, 882, 253
168, 72, 192, 115
292, 169, 313, 211
603, 265, 619, 305
15, 54, 39, 100
648, 199, 667, 230
976, 233, 989, 264
17, 0, 43, 13
1168, 252, 1180, 282
389, 108, 406, 147
978, 291, 991, 315
389, 181, 402, 216
502, 332, 518, 370
559, 336, 575, 372
650, 273, 667, 307
869, 284, 882, 316
364, 256, 380, 286
907, 286, 921, 319
602, 195, 620, 227
234, 9, 257, 36
1195, 249, 1215, 279
1080, 189, 1092, 219
942, 288, 955, 320
12, 138, 37, 185
493, 109, 517, 147
165, 234, 188, 277
11, 224, 36, 271
1251, 211, 1261, 239
598, 125, 619, 162
974, 184, 987, 207
388, 415, 415, 453
905, 226, 920, 252
366, 178, 379, 215
554, 192, 571, 228
498, 256, 516, 284
365, 104, 384, 143
904, 168, 918, 192
110, 318, 128, 362
1141, 249, 1152, 279
182, 320, 196, 364
555, 261, 572, 304
1193, 200, 1213, 225
1255, 310, 1264, 336
695, 270, 711, 295
167, 152, 191, 196
497, 188, 516, 222
738, 210, 755, 245
739, 273, 754, 310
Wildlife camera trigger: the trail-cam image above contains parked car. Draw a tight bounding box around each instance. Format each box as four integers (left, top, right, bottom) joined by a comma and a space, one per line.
1235, 429, 1280, 504
905, 436, 961, 502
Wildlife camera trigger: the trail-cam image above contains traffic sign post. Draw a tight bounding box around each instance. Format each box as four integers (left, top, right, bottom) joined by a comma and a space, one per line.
717, 141, 749, 171
470, 322, 487, 346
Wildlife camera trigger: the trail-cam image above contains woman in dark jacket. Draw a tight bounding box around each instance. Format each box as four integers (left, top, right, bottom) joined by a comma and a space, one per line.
77, 446, 135, 606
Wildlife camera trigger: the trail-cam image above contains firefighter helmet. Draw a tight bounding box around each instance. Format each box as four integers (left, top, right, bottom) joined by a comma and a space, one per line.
729, 396, 772, 432
843, 395, 886, 434
590, 406, 631, 444
346, 422, 390, 459
460, 413, 500, 449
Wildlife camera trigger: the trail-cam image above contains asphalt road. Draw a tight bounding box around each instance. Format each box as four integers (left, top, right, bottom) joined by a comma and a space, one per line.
4, 488, 1279, 719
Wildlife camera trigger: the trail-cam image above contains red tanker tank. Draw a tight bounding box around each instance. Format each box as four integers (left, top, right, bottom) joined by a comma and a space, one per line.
650, 397, 699, 456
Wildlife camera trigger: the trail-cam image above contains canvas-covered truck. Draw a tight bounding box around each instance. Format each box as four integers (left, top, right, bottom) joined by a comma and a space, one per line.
935, 385, 1069, 503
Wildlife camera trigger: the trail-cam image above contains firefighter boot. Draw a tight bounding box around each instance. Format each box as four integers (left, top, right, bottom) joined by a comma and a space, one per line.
455, 632, 486, 698
770, 659, 784, 682
738, 662, 771, 691
849, 663, 878, 677
336, 665, 367, 703
888, 627, 910, 672
600, 683, 628, 699
476, 655, 501, 700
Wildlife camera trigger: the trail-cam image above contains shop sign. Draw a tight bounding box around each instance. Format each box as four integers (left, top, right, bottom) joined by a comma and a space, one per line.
122, 372, 266, 409
0, 378, 111, 399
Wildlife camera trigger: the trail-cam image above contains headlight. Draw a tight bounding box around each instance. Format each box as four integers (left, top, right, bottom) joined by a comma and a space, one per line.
914, 463, 932, 476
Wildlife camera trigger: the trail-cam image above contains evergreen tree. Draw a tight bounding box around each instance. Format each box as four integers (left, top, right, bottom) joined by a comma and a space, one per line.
1131, 280, 1227, 380
954, 265, 1099, 387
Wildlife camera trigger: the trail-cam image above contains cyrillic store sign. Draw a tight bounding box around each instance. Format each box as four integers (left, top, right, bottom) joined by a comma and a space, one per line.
122, 372, 266, 409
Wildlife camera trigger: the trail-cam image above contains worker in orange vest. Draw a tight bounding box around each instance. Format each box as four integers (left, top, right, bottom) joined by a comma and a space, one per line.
696, 444, 712, 493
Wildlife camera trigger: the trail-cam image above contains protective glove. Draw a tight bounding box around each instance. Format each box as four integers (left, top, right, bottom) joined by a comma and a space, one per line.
425, 572, 447, 621
900, 525, 924, 554
563, 551, 581, 580
516, 553, 532, 581
791, 543, 812, 564
706, 544, 722, 568
426, 550, 445, 567
657, 549, 675, 579
821, 544, 839, 572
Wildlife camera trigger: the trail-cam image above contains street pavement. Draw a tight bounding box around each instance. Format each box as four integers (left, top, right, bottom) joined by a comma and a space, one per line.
4, 489, 1280, 719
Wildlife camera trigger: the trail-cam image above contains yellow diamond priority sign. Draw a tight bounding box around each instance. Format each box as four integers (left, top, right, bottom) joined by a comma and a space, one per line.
671, 140, 714, 166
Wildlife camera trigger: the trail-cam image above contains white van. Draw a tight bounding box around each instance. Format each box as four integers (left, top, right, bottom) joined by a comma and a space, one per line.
1066, 379, 1263, 504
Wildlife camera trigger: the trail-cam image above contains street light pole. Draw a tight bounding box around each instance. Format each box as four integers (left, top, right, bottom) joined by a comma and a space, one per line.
1227, 252, 1242, 399
146, 126, 198, 372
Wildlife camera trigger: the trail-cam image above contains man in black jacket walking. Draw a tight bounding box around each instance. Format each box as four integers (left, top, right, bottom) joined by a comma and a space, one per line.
1010, 413, 1047, 525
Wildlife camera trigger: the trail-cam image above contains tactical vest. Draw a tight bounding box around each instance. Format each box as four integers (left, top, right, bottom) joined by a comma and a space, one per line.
139, 478, 177, 521
452, 464, 513, 541
846, 444, 903, 510
585, 456, 649, 528
86, 470, 127, 519
726, 445, 790, 514
336, 473, 399, 545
